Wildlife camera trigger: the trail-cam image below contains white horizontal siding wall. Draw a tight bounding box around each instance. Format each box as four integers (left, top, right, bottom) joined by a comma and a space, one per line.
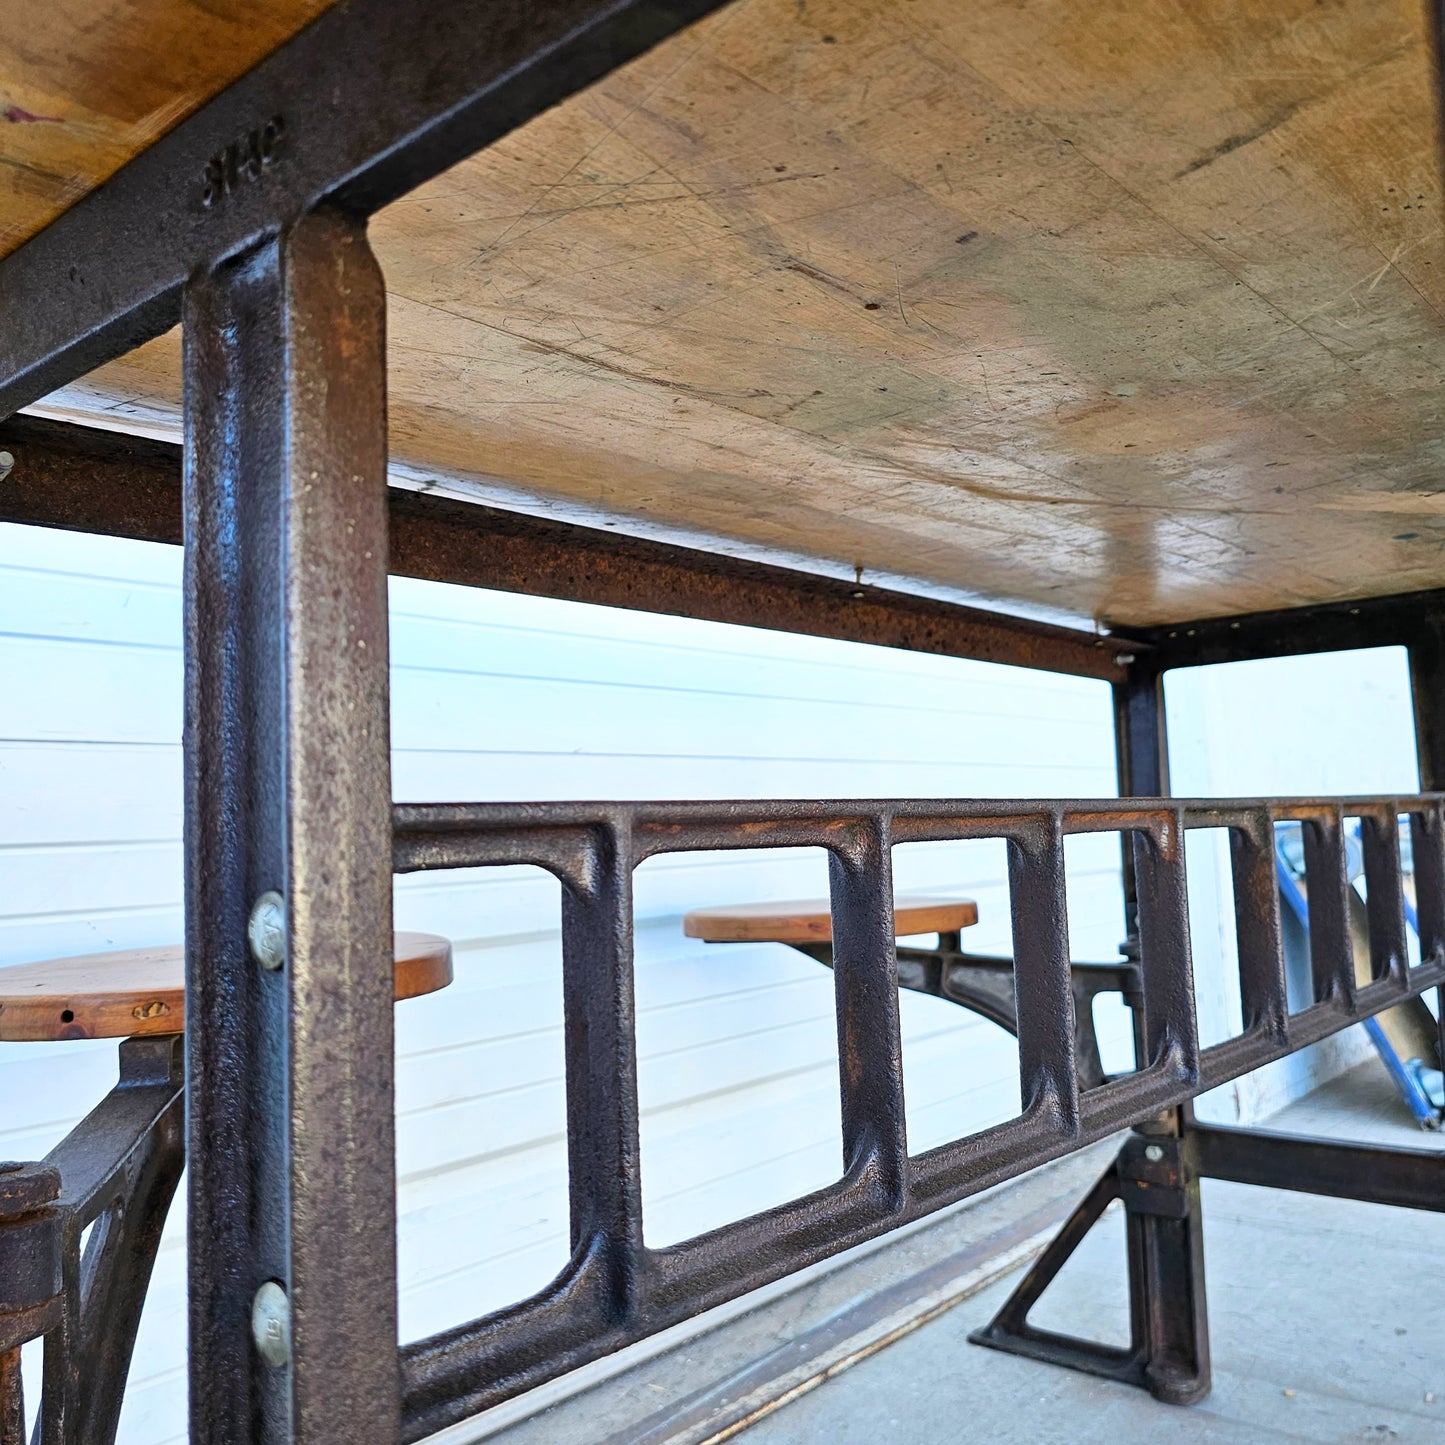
0, 520, 1130, 1443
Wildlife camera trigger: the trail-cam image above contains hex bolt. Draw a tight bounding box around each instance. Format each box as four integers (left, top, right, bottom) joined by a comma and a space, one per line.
251, 1281, 292, 1368
247, 891, 287, 971
0, 452, 13, 483
1144, 1144, 1165, 1163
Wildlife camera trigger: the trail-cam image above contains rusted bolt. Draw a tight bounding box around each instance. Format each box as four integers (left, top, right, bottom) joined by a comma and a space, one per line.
248, 892, 286, 971
0, 452, 13, 482
1144, 1144, 1165, 1163
251, 1281, 291, 1368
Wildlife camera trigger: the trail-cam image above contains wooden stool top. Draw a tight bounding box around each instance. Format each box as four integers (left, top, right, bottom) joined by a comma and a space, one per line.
0, 933, 453, 1043
684, 895, 978, 946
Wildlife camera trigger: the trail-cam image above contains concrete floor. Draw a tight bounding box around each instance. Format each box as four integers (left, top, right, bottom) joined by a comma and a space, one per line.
741, 1065, 1445, 1445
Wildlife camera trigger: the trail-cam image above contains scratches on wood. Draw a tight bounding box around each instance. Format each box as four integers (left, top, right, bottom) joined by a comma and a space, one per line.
12, 0, 1445, 626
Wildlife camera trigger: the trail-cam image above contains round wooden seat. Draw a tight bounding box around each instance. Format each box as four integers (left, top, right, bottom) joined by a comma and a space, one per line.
0, 933, 453, 1043
683, 895, 978, 945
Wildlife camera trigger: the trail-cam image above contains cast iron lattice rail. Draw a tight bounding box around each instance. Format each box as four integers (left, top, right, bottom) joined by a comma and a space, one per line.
390, 793, 1445, 1440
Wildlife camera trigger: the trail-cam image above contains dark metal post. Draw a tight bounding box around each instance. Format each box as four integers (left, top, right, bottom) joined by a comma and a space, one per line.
974, 658, 1213, 1401
0, 1349, 20, 1443
829, 819, 909, 1207
1114, 664, 1171, 799
1408, 614, 1445, 794
1008, 815, 1081, 1134
560, 822, 645, 1322
1114, 663, 1170, 941
1114, 662, 1210, 1402
1408, 614, 1445, 1082
1114, 662, 1168, 1061
183, 209, 397, 1443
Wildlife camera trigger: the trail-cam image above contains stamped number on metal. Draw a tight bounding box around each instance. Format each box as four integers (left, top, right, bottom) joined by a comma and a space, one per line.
200, 116, 287, 209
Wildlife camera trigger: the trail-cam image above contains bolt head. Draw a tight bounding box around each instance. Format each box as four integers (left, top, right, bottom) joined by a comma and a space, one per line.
248, 891, 286, 971
1144, 1143, 1165, 1163
251, 1281, 291, 1368
0, 451, 13, 479
0, 1161, 61, 1217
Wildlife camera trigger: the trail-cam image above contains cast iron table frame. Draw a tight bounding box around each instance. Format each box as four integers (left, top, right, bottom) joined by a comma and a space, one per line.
2, 2, 1445, 1440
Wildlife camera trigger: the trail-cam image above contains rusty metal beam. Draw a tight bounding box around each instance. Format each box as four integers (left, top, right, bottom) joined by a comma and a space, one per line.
0, 415, 1128, 681
1123, 592, 1445, 672
391, 789, 1445, 1433
0, 0, 733, 420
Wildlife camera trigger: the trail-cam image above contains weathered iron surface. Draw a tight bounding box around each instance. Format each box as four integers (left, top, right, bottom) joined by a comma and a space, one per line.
1127, 592, 1445, 672
0, 0, 734, 420
0, 414, 1128, 681
0, 1036, 184, 1445
389, 790, 1445, 1439
971, 1125, 1209, 1404
787, 936, 1134, 1094
182, 211, 398, 1445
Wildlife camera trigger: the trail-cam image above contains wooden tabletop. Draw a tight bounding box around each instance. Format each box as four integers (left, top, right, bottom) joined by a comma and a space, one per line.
0, 933, 453, 1042
9, 0, 1445, 626
684, 894, 977, 945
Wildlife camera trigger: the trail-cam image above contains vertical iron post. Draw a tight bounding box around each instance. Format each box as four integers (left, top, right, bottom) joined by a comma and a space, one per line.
1008, 815, 1080, 1134
1113, 664, 1171, 798
828, 819, 909, 1207
1409, 613, 1445, 794
1114, 663, 1171, 930
560, 823, 645, 1323
1408, 612, 1445, 1083
1113, 659, 1210, 1401
183, 209, 398, 1443
1113, 663, 1169, 1058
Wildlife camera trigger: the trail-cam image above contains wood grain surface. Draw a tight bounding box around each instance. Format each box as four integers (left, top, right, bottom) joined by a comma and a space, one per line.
11, 0, 1445, 626
0, 931, 452, 1041
684, 894, 979, 944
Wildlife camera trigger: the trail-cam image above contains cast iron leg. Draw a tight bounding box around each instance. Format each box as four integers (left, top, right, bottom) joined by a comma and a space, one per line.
0, 1036, 184, 1445
969, 1125, 1210, 1404
36, 1036, 187, 1445
183, 209, 397, 1443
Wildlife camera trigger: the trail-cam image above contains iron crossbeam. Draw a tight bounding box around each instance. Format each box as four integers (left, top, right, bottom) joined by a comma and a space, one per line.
1119, 589, 1445, 672
388, 790, 1445, 1438
0, 414, 1128, 681
1191, 1124, 1445, 1212
0, 0, 732, 420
